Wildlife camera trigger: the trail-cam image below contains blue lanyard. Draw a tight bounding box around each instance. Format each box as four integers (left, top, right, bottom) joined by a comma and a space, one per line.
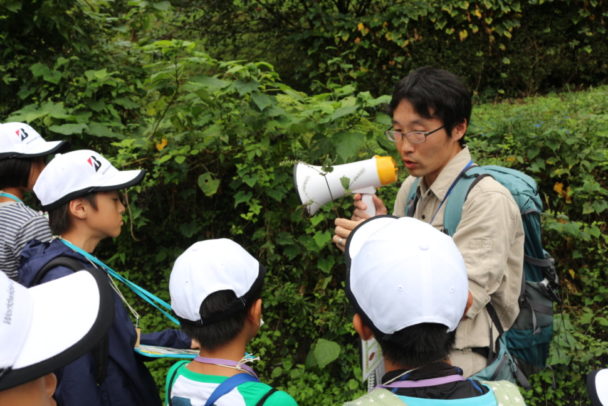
59, 238, 180, 326
0, 191, 23, 203
429, 160, 474, 224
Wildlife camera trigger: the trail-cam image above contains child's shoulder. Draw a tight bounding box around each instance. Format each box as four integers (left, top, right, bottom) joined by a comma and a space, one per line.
239, 381, 298, 406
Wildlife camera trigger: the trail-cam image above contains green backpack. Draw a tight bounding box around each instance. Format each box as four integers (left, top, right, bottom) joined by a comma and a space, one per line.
406, 165, 561, 379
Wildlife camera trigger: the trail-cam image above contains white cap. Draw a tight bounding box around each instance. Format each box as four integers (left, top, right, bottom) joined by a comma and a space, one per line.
588, 369, 608, 405
0, 270, 114, 390
170, 239, 264, 324
345, 216, 468, 335
0, 122, 65, 159
33, 149, 145, 210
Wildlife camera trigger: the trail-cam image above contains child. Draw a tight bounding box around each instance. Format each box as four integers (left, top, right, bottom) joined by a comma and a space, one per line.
0, 267, 114, 406
0, 122, 65, 280
19, 149, 191, 406
167, 239, 298, 405
343, 216, 526, 405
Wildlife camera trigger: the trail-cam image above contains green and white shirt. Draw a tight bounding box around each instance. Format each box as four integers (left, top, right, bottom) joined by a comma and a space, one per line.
165, 361, 298, 406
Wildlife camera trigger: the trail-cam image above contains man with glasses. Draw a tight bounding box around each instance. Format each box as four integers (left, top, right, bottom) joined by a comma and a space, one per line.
333, 66, 524, 377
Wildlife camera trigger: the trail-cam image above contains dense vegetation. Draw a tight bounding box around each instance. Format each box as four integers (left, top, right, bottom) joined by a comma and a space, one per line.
1, 1, 606, 404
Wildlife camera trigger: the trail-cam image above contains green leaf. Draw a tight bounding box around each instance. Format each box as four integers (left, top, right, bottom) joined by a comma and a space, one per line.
49, 123, 87, 135
310, 339, 341, 369
233, 80, 259, 95
191, 75, 230, 92
197, 172, 220, 196
88, 122, 124, 139
152, 1, 171, 11
30, 63, 62, 84
179, 222, 199, 238
251, 92, 274, 111
340, 176, 351, 191
336, 132, 365, 161
317, 256, 335, 274
330, 104, 358, 121
313, 230, 331, 248
233, 190, 252, 207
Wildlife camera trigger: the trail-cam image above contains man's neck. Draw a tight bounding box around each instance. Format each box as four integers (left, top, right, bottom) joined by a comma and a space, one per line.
422, 144, 464, 187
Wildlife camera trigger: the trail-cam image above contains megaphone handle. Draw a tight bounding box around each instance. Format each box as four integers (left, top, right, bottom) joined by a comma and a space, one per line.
362, 193, 376, 217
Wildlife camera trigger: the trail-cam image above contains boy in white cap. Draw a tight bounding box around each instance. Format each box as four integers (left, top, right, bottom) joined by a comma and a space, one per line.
167, 239, 298, 405
18, 149, 191, 406
0, 122, 65, 280
0, 268, 114, 406
343, 216, 526, 405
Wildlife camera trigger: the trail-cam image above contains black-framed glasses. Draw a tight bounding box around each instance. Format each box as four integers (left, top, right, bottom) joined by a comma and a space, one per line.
385, 125, 445, 144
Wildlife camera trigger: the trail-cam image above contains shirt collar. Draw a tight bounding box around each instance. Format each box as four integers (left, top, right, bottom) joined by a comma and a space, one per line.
419, 146, 473, 201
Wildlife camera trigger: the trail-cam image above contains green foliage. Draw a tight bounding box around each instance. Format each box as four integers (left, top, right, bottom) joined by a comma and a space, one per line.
167, 0, 608, 98
1, 2, 607, 405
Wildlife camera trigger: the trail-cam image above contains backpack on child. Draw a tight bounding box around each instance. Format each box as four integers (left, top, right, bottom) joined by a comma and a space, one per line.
406, 165, 561, 385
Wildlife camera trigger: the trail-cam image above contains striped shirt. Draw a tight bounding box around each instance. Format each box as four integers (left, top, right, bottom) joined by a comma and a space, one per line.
0, 201, 53, 280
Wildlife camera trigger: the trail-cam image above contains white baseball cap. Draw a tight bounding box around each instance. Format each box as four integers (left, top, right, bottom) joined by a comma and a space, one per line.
170, 239, 265, 324
0, 270, 114, 390
33, 149, 145, 210
0, 122, 65, 159
345, 216, 469, 335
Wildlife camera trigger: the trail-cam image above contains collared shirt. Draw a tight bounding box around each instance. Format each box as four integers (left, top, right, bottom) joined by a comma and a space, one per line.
393, 147, 524, 351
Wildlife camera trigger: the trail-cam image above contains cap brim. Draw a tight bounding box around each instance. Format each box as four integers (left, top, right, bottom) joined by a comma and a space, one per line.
41, 169, 145, 210
0, 140, 67, 159
0, 270, 114, 390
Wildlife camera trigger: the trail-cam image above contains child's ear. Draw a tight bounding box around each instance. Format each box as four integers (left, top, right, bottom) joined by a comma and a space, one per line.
68, 199, 88, 220
353, 313, 374, 341
248, 298, 262, 326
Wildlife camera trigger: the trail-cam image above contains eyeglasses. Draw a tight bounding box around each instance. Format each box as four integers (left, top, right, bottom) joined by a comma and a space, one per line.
385, 125, 445, 144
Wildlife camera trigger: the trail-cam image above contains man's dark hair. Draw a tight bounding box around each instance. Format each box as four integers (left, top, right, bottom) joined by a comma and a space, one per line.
180, 281, 264, 352
48, 193, 98, 235
0, 157, 36, 189
389, 66, 472, 147
377, 323, 455, 368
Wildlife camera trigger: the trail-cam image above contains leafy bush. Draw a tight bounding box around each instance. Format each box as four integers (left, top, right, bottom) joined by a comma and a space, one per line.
1, 1, 606, 405
168, 0, 608, 98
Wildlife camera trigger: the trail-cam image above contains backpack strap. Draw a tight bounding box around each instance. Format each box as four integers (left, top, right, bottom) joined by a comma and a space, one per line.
30, 255, 109, 385
31, 255, 88, 286
255, 388, 277, 406
165, 360, 190, 406
442, 167, 489, 236
405, 178, 421, 217
203, 373, 260, 406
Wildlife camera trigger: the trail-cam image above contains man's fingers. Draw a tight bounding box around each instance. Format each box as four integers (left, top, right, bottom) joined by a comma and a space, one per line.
335, 217, 362, 231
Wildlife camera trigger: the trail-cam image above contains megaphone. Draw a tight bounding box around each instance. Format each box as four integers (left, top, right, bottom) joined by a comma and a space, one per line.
294, 156, 398, 216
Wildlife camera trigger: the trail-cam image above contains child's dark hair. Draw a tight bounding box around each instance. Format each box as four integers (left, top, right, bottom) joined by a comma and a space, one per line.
179, 280, 264, 351
377, 323, 455, 368
48, 193, 98, 235
389, 66, 471, 147
0, 157, 41, 189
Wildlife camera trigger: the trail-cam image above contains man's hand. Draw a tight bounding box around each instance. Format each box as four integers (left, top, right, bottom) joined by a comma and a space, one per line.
352, 193, 388, 221
333, 194, 388, 251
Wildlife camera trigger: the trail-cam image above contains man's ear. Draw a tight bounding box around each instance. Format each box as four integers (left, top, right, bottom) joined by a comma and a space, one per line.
353, 313, 374, 341
451, 119, 467, 143
461, 291, 473, 320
